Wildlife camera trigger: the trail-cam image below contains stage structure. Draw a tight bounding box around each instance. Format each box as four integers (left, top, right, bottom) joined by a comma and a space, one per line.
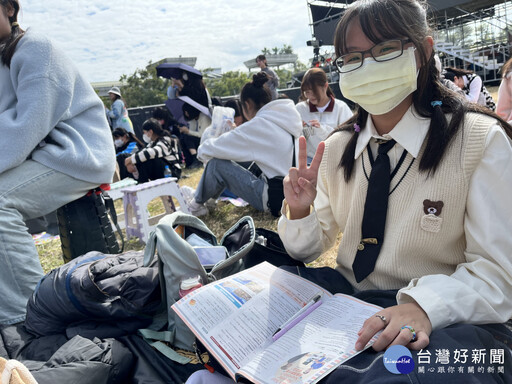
307, 0, 512, 84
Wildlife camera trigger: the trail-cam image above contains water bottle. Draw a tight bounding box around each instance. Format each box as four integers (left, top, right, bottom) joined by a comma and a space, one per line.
179, 275, 203, 298
163, 165, 172, 178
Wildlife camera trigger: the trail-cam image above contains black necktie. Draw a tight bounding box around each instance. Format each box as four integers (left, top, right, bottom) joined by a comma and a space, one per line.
352, 139, 396, 283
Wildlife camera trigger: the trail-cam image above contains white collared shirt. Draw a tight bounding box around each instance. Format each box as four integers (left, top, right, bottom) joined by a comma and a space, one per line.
355, 107, 430, 165
358, 106, 512, 328
279, 105, 512, 329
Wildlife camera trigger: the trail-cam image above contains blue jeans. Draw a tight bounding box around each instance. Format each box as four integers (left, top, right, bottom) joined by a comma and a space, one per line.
194, 159, 266, 211
0, 160, 98, 325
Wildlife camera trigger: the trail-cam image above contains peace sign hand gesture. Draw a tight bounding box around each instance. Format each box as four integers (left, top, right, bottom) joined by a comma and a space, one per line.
284, 136, 325, 220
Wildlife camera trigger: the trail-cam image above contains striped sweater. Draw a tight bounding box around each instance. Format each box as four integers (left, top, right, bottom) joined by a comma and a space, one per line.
131, 136, 181, 175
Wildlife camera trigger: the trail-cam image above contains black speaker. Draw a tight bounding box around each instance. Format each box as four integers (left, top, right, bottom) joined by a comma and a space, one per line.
57, 190, 121, 263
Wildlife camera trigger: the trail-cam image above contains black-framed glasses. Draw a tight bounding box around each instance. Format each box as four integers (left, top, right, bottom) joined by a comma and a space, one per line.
334, 39, 412, 73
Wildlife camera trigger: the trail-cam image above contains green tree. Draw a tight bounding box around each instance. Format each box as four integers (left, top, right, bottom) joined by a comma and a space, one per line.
275, 60, 309, 88
262, 47, 271, 55
204, 70, 250, 97
279, 44, 294, 54
119, 62, 170, 108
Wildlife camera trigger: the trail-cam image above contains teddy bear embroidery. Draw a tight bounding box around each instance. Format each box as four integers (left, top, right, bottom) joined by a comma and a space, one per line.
421, 199, 444, 233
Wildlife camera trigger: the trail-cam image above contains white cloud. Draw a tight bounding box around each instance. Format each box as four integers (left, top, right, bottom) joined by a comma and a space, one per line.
19, 0, 329, 83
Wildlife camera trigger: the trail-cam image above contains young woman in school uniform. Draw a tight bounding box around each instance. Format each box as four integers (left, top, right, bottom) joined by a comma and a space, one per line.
278, 0, 512, 381
186, 0, 512, 382
295, 67, 352, 162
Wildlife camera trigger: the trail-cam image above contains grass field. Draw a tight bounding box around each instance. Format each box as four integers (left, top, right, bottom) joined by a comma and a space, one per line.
37, 167, 339, 274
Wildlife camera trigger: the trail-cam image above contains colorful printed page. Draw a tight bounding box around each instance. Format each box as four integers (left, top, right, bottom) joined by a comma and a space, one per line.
237, 293, 381, 384
172, 262, 381, 384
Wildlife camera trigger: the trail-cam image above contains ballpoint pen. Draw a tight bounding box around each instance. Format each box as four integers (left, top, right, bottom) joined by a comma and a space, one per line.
272, 292, 323, 340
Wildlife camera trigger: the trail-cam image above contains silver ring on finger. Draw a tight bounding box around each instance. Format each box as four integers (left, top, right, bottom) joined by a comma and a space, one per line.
375, 314, 387, 324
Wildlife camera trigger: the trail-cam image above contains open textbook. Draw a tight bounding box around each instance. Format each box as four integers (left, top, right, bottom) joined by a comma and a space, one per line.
172, 262, 382, 384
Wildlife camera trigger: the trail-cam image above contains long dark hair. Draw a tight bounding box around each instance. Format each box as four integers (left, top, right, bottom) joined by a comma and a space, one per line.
333, 0, 512, 181
152, 106, 172, 129
240, 72, 272, 113
112, 127, 144, 148
501, 57, 512, 77
444, 66, 475, 77
300, 68, 335, 102
0, 0, 23, 67
141, 118, 170, 140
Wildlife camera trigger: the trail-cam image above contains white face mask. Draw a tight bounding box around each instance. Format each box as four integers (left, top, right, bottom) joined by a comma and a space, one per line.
143, 134, 152, 143
114, 139, 124, 148
339, 47, 418, 115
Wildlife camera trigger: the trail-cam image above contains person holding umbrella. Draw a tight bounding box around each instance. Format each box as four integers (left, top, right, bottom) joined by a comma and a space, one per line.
106, 86, 134, 133
157, 63, 212, 168
173, 69, 211, 168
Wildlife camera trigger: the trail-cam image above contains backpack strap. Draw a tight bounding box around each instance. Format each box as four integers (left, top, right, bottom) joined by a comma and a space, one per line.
138, 329, 192, 364
102, 191, 125, 252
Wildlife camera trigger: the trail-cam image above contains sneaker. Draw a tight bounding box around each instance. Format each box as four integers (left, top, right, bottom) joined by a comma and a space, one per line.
188, 199, 208, 217
204, 198, 217, 210
187, 159, 203, 169
180, 185, 195, 203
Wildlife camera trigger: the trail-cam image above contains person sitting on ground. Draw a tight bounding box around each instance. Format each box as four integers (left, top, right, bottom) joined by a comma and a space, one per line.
152, 105, 181, 137
224, 98, 245, 126
256, 54, 279, 100
433, 54, 465, 96
296, 67, 353, 162
171, 70, 213, 168
444, 67, 496, 111
0, 0, 116, 326
178, 102, 212, 169
186, 1, 512, 383
124, 118, 182, 182
106, 86, 134, 133
152, 105, 184, 165
497, 57, 512, 123
187, 72, 302, 217
277, 0, 512, 379
113, 127, 144, 180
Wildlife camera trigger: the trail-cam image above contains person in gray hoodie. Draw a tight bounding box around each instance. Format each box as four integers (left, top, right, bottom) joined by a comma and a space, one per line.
189, 72, 302, 216
0, 0, 116, 325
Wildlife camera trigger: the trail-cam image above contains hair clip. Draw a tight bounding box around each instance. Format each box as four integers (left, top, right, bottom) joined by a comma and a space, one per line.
11, 22, 19, 27
353, 123, 361, 133
431, 100, 442, 107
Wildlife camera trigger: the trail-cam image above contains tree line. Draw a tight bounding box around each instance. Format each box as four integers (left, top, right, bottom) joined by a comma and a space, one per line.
102, 45, 309, 109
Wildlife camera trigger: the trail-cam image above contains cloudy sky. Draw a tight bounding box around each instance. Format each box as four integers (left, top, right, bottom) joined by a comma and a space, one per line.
20, 0, 320, 83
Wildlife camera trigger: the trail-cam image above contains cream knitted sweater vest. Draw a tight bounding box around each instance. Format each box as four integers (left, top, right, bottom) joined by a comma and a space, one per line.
320, 112, 496, 291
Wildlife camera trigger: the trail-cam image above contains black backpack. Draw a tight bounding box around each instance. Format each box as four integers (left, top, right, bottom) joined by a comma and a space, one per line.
57, 188, 122, 263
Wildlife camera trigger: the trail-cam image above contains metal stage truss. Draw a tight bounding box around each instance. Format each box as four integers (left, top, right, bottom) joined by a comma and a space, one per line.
307, 0, 512, 84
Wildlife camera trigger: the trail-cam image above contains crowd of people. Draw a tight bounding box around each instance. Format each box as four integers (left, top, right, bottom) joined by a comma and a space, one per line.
2, 0, 512, 382
102, 59, 356, 218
